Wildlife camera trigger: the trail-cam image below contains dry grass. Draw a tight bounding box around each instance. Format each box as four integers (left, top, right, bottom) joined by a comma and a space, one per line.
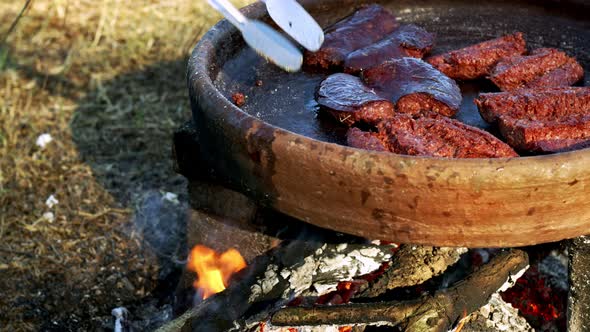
0, 0, 253, 330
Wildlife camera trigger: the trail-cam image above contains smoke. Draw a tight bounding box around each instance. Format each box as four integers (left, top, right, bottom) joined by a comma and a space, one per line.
133, 190, 188, 276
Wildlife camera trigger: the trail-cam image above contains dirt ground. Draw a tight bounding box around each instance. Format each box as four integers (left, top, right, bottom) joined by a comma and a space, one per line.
0, 0, 252, 330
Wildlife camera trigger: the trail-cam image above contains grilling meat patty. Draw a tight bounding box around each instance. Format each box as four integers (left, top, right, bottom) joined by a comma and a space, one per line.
490, 48, 584, 91
476, 87, 590, 153
316, 73, 395, 126
427, 32, 526, 80
346, 113, 518, 158
344, 24, 434, 74
304, 4, 398, 70
362, 57, 462, 117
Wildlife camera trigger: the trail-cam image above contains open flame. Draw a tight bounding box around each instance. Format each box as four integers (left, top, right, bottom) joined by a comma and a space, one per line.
187, 245, 247, 299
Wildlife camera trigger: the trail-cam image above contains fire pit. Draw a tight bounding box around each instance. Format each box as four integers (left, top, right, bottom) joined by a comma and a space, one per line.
163, 0, 590, 331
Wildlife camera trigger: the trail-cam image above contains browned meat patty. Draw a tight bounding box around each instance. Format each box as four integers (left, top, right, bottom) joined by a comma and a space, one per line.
497, 118, 590, 153
304, 4, 398, 70
426, 32, 526, 80
317, 73, 395, 125
475, 87, 590, 153
526, 61, 584, 89
346, 127, 388, 151
344, 24, 434, 74
346, 113, 518, 158
362, 57, 462, 117
490, 48, 584, 91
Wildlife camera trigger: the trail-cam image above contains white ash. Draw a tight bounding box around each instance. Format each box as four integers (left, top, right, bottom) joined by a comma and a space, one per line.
290, 326, 339, 332
262, 265, 280, 295
285, 256, 317, 298
315, 244, 327, 255
253, 321, 394, 332
36, 133, 53, 149
253, 324, 342, 332
241, 242, 398, 331
498, 265, 529, 293
246, 242, 396, 325
280, 269, 291, 280
45, 194, 59, 208
448, 264, 531, 332
249, 264, 280, 303
312, 246, 392, 295
358, 247, 380, 257
312, 283, 336, 296
250, 284, 263, 303
461, 293, 534, 332
336, 243, 348, 252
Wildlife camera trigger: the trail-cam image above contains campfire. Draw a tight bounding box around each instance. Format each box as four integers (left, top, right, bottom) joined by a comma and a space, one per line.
153, 123, 586, 332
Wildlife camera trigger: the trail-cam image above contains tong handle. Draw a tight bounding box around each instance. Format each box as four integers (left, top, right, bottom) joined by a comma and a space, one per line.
207, 0, 247, 28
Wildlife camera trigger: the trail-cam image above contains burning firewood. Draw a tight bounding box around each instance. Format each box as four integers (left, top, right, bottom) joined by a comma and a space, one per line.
156, 238, 397, 332
239, 242, 398, 330
158, 238, 474, 332
270, 250, 528, 332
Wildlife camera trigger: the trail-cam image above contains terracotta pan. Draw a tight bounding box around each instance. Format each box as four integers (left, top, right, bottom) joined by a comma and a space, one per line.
187, 0, 590, 247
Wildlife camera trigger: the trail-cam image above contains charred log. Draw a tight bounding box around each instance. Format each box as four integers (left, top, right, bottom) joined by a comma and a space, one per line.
356, 245, 467, 298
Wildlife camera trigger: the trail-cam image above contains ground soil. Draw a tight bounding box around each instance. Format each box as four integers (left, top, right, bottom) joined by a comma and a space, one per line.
0, 1, 252, 330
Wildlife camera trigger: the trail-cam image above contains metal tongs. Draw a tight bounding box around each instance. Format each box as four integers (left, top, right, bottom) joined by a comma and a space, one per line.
207, 0, 324, 72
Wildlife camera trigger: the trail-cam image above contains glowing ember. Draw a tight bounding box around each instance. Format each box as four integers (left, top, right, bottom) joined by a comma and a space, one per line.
501, 266, 566, 331
339, 327, 352, 332
316, 281, 363, 305
187, 245, 247, 299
